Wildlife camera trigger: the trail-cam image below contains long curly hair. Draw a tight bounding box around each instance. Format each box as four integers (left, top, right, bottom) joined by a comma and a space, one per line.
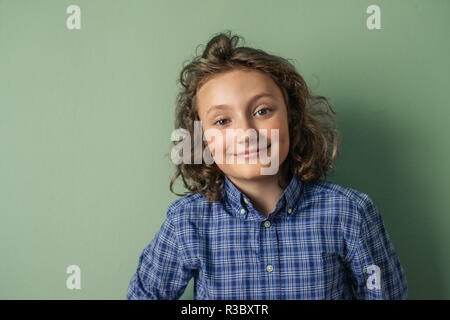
167, 30, 340, 202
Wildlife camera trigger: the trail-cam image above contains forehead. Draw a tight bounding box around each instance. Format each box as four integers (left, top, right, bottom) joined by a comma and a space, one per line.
196, 69, 283, 112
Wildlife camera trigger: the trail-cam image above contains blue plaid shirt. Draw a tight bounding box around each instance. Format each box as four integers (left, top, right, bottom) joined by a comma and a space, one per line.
127, 173, 408, 299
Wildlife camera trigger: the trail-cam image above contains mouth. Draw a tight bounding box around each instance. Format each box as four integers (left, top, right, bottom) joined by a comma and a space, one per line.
235, 143, 271, 158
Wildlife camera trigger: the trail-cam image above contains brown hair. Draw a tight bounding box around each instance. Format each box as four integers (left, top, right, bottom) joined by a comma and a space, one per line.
167, 30, 340, 202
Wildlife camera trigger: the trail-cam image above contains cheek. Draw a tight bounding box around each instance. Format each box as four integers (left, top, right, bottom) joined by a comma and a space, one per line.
266, 125, 290, 160
267, 125, 288, 146
281, 127, 290, 151
274, 116, 289, 150
279, 127, 290, 160
206, 132, 226, 157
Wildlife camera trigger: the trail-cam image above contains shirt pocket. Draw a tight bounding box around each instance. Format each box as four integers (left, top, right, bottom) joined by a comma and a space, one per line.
319, 252, 343, 273
318, 252, 352, 299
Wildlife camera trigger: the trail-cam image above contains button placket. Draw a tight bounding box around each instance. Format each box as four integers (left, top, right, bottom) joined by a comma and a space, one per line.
261, 218, 279, 296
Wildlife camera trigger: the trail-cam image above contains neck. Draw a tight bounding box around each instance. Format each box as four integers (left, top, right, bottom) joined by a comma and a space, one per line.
227, 164, 292, 217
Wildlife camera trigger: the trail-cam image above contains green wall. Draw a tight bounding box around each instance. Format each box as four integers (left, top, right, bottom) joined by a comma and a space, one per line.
1, 0, 449, 299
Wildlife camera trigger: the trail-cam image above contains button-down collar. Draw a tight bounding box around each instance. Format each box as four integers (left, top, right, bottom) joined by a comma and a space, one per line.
221, 172, 303, 221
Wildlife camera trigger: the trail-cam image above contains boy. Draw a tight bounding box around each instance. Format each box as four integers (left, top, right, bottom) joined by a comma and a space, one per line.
126, 31, 408, 299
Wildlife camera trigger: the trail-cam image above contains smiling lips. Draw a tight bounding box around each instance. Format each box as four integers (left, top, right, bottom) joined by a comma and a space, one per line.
236, 144, 271, 158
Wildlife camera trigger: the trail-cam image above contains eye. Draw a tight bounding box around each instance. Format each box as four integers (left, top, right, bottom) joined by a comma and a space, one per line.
255, 107, 272, 116
214, 118, 229, 126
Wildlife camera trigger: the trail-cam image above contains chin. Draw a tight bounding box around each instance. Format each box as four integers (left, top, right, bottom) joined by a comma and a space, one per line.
230, 164, 273, 180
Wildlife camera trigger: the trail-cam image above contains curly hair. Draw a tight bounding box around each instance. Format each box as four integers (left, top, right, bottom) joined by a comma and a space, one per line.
167, 30, 340, 202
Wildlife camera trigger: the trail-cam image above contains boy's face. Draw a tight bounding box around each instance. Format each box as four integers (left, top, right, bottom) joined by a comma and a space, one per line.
196, 68, 290, 181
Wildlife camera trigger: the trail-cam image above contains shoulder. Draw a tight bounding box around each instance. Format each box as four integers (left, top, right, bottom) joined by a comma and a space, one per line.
300, 179, 378, 226
166, 191, 221, 222
302, 179, 373, 209
167, 192, 205, 214
303, 180, 382, 257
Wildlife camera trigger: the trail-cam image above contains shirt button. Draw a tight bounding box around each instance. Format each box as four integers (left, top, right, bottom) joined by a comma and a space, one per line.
264, 220, 271, 228
266, 265, 274, 272
240, 208, 246, 214
243, 198, 249, 204
287, 208, 292, 214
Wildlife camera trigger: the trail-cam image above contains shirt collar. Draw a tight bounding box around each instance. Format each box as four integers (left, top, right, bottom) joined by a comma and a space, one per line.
221, 173, 302, 221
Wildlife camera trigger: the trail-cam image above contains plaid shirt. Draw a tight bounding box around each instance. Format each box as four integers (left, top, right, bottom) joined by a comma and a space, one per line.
126, 174, 408, 299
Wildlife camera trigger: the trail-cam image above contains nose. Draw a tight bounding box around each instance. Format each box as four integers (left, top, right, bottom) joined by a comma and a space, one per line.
236, 116, 258, 149
238, 116, 253, 131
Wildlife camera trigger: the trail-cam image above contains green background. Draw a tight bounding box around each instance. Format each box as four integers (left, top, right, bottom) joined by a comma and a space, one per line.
1, 0, 449, 299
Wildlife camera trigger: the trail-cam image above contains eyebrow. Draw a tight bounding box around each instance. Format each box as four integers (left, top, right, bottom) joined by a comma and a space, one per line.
205, 92, 276, 117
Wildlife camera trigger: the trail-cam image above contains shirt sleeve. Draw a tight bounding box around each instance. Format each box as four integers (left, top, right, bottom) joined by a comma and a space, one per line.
126, 210, 194, 300
344, 194, 408, 300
